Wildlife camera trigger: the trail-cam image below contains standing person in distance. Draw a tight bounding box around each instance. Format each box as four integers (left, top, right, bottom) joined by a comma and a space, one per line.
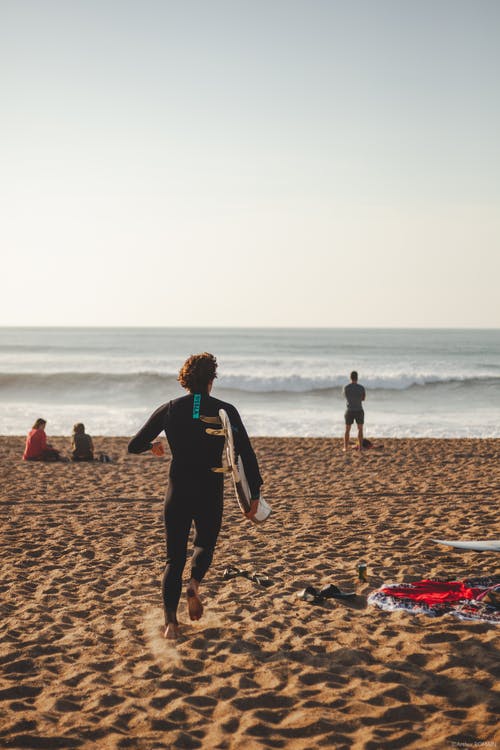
343, 371, 366, 451
128, 353, 263, 640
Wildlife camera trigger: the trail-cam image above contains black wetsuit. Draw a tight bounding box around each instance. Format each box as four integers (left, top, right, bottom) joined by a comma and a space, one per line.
128, 392, 262, 622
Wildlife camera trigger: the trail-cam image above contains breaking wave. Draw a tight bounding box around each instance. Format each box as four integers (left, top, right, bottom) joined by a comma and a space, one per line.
0, 370, 498, 399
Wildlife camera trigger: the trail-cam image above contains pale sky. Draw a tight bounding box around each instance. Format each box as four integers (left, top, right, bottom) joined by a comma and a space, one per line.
1, 0, 499, 327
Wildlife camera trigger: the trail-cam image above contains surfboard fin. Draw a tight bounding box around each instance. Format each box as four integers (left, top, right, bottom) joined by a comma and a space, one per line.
200, 415, 222, 425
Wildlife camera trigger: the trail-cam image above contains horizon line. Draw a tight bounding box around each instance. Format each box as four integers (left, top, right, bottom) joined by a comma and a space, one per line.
0, 324, 499, 331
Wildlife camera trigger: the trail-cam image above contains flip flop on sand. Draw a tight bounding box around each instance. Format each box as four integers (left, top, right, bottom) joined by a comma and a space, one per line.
297, 585, 322, 604
297, 584, 356, 604
319, 584, 356, 600
222, 565, 274, 588
186, 587, 203, 621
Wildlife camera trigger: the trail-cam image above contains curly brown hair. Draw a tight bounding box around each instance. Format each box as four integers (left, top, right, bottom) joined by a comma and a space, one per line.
178, 352, 218, 392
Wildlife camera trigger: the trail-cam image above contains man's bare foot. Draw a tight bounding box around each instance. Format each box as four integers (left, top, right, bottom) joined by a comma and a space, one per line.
186, 582, 203, 621
164, 622, 180, 640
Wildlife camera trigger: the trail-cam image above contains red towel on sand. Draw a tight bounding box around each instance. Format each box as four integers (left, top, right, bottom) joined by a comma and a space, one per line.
381, 580, 483, 604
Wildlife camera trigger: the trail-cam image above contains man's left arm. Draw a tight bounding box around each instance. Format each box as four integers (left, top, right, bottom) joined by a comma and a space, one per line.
231, 408, 263, 499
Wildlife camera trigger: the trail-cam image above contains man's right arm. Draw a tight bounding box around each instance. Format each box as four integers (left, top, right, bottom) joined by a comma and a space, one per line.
128, 403, 169, 454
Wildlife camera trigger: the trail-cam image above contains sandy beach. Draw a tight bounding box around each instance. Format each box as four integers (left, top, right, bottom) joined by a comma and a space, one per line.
0, 436, 499, 749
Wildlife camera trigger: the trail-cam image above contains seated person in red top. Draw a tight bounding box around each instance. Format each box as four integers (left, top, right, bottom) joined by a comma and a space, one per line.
71, 423, 94, 462
23, 418, 62, 461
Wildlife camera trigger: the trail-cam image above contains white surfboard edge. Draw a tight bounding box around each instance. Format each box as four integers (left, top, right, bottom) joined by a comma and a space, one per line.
219, 409, 272, 525
432, 539, 500, 552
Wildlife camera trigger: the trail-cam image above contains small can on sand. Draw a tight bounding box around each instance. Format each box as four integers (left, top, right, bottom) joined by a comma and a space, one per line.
357, 562, 367, 582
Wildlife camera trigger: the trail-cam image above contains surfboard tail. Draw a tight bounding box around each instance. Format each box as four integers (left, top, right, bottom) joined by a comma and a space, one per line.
250, 496, 272, 524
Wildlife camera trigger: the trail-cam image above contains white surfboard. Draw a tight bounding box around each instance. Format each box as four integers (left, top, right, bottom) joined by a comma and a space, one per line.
432, 539, 500, 552
206, 409, 271, 524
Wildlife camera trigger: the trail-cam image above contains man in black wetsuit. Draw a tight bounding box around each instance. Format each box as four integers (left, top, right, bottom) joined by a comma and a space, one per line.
128, 352, 263, 640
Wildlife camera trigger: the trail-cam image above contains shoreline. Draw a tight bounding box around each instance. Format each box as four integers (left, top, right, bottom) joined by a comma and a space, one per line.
4, 434, 500, 441
1, 435, 498, 748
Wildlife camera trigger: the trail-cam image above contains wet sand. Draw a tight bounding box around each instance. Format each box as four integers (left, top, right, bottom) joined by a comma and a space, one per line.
0, 436, 499, 749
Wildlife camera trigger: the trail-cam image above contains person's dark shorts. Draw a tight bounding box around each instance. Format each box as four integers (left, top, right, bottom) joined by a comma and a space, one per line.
345, 409, 364, 425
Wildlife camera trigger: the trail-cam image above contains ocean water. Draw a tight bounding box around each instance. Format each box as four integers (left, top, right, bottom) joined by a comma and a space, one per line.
0, 327, 499, 438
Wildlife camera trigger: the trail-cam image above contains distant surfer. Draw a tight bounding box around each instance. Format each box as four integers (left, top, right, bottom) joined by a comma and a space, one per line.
342, 371, 366, 451
128, 353, 263, 640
